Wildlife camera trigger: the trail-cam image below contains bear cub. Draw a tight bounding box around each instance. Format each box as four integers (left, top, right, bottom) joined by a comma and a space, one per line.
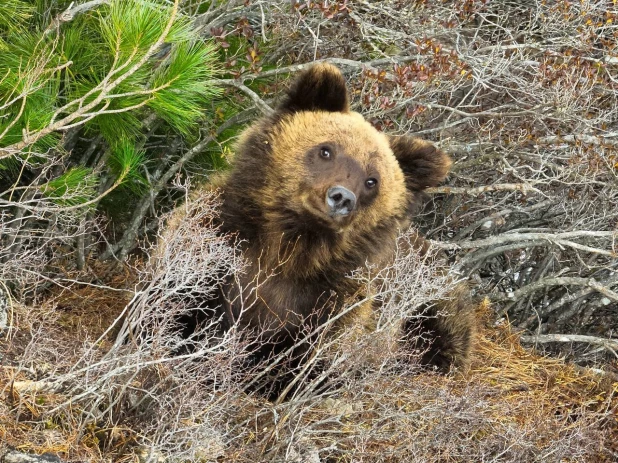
171, 63, 475, 395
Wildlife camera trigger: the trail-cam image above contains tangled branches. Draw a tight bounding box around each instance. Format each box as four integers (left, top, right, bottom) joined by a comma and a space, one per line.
2, 189, 615, 462
248, 0, 618, 366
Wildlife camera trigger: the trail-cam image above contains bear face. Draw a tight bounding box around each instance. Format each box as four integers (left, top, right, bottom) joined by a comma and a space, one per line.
267, 111, 406, 232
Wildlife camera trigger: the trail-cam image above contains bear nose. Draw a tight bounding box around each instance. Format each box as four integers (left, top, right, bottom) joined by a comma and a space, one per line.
326, 186, 356, 216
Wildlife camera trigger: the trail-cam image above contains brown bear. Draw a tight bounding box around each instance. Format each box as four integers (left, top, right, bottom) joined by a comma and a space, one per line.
170, 63, 474, 394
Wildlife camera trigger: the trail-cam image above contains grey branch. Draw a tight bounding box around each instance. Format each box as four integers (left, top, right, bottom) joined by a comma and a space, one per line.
58, 0, 110, 22
426, 183, 542, 196
438, 230, 617, 252
236, 56, 424, 81
212, 78, 273, 115
1, 449, 66, 463
521, 334, 618, 357
494, 276, 618, 303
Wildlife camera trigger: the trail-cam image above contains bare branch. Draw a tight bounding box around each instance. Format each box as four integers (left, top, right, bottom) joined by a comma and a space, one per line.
494, 276, 618, 303
438, 231, 617, 252
212, 78, 273, 115
427, 183, 543, 196
521, 334, 618, 358
57, 0, 111, 22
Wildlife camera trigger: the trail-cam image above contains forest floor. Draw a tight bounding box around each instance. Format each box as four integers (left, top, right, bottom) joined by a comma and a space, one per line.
1, 283, 616, 462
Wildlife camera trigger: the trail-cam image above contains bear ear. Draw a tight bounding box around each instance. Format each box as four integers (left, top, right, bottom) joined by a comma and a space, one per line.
278, 63, 350, 114
388, 136, 452, 191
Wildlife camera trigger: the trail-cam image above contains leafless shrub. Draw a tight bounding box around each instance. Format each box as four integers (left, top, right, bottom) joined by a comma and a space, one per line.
0, 154, 99, 301
60, 191, 254, 461
2, 190, 250, 461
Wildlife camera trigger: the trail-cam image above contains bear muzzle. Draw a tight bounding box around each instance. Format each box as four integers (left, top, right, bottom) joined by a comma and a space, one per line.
326, 186, 357, 217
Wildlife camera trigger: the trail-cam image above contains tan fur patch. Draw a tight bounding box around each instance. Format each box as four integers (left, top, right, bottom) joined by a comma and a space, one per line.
268, 111, 408, 230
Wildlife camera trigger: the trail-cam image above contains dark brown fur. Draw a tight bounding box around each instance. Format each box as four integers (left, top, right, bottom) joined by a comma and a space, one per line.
173, 64, 475, 390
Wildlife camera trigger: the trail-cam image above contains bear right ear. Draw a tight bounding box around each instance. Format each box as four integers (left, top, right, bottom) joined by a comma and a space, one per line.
389, 136, 452, 192
278, 63, 350, 114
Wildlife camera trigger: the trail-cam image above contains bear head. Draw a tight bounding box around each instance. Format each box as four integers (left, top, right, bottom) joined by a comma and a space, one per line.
219, 63, 452, 276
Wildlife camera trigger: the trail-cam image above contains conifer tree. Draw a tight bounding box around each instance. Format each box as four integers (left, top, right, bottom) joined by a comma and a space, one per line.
0, 0, 221, 289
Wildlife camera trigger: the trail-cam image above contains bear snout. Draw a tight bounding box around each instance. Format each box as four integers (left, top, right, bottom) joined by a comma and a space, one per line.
326, 186, 357, 217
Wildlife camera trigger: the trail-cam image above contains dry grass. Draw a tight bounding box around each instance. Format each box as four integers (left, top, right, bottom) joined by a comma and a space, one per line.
1, 294, 616, 462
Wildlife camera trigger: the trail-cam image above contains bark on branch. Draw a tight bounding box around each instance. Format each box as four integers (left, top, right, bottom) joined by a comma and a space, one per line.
211, 78, 273, 115
426, 183, 542, 196
493, 277, 618, 303
58, 0, 110, 22
521, 334, 618, 358
438, 230, 617, 253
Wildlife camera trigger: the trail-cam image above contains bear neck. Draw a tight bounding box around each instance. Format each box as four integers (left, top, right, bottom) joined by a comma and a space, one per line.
219, 184, 401, 283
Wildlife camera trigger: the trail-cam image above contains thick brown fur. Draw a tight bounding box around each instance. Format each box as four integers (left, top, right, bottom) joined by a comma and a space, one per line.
170, 64, 475, 390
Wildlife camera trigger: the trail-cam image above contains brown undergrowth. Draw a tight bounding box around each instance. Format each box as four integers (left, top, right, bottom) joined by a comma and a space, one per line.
1, 287, 616, 462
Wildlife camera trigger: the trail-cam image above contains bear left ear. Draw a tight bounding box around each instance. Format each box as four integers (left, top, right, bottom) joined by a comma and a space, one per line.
388, 136, 452, 191
278, 63, 350, 114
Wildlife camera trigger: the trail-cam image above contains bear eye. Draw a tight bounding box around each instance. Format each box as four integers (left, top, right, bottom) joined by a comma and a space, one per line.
319, 147, 332, 159
365, 178, 378, 189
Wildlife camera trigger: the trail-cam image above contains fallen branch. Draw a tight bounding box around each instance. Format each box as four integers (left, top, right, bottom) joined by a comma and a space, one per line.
519, 273, 618, 329
521, 334, 618, 359
1, 450, 67, 463
437, 230, 617, 252
426, 183, 542, 196
8, 379, 61, 394
521, 333, 618, 346
534, 134, 618, 147
494, 276, 618, 303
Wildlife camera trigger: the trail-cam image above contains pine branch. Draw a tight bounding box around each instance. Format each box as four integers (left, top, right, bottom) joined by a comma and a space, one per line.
100, 108, 257, 261
0, 0, 180, 158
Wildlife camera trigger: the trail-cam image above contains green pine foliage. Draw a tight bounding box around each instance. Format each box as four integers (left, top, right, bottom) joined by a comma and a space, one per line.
150, 41, 221, 135
39, 166, 98, 208
0, 1, 34, 45
108, 140, 146, 194
0, 0, 220, 211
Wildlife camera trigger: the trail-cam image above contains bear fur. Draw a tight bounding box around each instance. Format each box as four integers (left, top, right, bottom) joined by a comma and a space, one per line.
168, 63, 475, 392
